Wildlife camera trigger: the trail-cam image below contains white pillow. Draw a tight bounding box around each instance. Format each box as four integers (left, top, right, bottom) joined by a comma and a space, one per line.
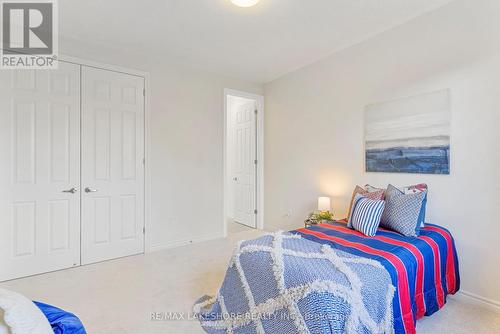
0, 289, 52, 334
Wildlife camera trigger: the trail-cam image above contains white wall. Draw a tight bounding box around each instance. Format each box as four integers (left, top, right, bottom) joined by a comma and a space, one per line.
264, 0, 500, 304
148, 66, 262, 250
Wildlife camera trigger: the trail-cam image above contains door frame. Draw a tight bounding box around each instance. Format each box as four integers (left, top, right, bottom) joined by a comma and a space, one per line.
223, 89, 264, 236
59, 55, 151, 255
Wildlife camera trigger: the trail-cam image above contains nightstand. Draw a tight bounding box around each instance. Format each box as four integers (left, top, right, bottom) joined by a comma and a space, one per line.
305, 218, 337, 228
304, 220, 318, 228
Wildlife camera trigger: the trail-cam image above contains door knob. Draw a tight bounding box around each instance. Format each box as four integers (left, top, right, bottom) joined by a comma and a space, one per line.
62, 188, 77, 194
85, 187, 98, 193
233, 177, 238, 181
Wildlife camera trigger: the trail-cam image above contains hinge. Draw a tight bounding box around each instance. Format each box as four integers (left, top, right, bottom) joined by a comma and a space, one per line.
254, 159, 258, 165
254, 109, 258, 114
143, 157, 145, 165
143, 227, 145, 234
254, 209, 258, 215
143, 89, 146, 97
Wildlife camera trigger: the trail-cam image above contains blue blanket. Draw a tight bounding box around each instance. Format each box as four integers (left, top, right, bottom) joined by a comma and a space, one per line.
295, 222, 460, 334
194, 232, 395, 334
35, 302, 87, 334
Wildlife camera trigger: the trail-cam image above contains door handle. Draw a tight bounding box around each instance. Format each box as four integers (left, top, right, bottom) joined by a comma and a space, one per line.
233, 177, 238, 181
62, 188, 78, 194
85, 187, 98, 193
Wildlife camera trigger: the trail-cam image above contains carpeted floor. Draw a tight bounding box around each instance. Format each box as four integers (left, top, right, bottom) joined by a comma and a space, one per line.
1, 229, 499, 333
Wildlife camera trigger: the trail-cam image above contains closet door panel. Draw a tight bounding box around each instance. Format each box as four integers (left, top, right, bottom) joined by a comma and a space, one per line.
0, 63, 81, 281
81, 66, 144, 265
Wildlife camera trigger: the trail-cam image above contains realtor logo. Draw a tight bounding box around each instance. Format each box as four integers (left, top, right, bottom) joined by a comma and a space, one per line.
1, 0, 58, 69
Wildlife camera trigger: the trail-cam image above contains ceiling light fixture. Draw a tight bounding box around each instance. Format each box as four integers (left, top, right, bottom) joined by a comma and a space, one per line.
230, 0, 260, 8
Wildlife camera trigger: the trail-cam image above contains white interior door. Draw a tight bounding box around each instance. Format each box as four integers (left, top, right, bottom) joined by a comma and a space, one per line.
81, 66, 145, 265
233, 100, 257, 228
0, 63, 81, 281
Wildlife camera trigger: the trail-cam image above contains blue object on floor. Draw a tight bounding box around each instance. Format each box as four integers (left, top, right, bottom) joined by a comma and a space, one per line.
34, 301, 87, 334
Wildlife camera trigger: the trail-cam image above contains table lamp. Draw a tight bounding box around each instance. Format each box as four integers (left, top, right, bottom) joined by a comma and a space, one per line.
318, 197, 331, 213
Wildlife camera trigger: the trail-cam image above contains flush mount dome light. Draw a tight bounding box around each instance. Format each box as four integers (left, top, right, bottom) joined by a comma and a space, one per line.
230, 0, 260, 7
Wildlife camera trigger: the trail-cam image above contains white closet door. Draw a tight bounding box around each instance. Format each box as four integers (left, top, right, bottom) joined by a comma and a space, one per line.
0, 63, 81, 281
234, 100, 257, 228
81, 66, 145, 265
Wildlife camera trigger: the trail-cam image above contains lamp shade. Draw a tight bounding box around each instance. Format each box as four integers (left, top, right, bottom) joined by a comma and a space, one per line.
317, 197, 331, 212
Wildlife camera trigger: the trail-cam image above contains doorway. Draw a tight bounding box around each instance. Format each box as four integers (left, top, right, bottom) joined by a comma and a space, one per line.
224, 89, 264, 236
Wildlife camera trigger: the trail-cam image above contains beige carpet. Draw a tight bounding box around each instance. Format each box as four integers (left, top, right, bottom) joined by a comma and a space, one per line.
227, 219, 255, 234
1, 229, 499, 333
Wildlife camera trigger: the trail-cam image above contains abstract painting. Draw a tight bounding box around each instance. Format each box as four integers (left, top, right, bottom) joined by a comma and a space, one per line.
365, 89, 450, 174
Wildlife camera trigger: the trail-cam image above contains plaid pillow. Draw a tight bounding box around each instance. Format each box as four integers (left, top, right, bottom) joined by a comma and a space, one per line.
380, 184, 427, 236
400, 184, 428, 227
366, 184, 428, 226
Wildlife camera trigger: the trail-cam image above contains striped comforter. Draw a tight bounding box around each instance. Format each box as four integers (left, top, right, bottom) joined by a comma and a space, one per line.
293, 221, 460, 334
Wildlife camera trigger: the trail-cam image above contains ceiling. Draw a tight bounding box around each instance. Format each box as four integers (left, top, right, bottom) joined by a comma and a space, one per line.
59, 0, 453, 83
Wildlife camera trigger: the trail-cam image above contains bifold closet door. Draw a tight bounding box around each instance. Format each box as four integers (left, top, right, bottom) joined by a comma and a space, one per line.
0, 63, 81, 281
81, 66, 145, 265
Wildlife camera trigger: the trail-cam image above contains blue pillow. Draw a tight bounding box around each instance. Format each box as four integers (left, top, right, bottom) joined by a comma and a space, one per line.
348, 194, 386, 237
419, 193, 427, 227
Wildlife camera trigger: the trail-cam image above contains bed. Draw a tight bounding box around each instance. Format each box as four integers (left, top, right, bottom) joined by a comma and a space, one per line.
195, 221, 459, 334
294, 221, 460, 334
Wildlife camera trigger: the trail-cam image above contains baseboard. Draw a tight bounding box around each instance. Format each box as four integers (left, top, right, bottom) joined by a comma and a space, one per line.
451, 290, 500, 313
147, 232, 224, 253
